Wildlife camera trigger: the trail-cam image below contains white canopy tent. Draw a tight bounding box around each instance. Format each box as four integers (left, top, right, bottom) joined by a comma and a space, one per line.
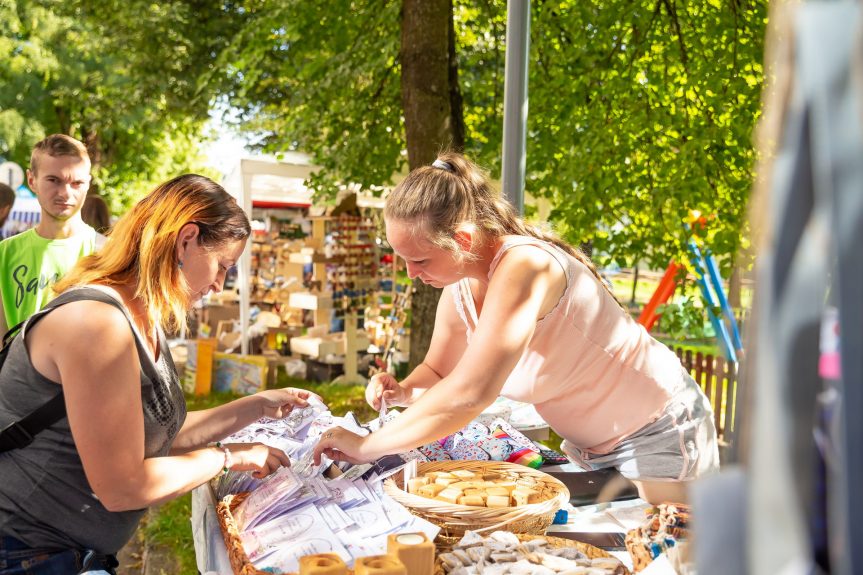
221, 154, 395, 356
221, 154, 317, 355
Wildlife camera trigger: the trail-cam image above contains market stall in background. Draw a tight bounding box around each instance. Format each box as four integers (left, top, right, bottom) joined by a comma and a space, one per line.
176, 154, 412, 398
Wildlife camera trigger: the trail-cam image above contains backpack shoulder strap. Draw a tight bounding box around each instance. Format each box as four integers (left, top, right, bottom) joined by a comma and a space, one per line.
1, 320, 26, 348
0, 392, 66, 453
0, 306, 68, 453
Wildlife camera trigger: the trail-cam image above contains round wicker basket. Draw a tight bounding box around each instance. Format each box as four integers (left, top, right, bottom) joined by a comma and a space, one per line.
383, 460, 570, 543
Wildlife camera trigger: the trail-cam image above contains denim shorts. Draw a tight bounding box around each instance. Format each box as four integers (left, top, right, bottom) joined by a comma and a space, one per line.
561, 370, 720, 482
0, 536, 116, 575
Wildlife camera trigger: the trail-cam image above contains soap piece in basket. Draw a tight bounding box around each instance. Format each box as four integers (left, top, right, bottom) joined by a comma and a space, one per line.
437, 530, 629, 574
407, 469, 554, 508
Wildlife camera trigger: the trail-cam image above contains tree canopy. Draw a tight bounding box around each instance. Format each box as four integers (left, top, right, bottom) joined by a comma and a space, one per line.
1, 0, 766, 270
219, 0, 766, 271
525, 0, 765, 272
0, 0, 241, 210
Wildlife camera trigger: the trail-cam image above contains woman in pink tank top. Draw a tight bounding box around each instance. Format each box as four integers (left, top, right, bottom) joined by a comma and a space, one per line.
314, 152, 718, 504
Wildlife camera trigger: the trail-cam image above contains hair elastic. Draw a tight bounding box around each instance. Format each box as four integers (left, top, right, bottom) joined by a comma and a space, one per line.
431, 159, 454, 173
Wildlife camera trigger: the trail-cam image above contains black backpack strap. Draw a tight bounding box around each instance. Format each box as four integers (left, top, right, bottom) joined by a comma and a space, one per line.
0, 306, 68, 454
0, 392, 66, 452
1, 319, 26, 347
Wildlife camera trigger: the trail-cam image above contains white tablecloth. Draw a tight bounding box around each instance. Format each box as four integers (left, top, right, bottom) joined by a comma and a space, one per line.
192, 484, 233, 575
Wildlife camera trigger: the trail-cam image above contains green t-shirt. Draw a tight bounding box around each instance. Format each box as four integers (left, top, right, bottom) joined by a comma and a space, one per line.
0, 226, 98, 328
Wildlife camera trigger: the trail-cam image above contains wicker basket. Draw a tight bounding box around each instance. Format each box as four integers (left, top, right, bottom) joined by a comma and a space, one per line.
433, 533, 629, 575
383, 460, 570, 544
217, 492, 364, 575
217, 492, 273, 575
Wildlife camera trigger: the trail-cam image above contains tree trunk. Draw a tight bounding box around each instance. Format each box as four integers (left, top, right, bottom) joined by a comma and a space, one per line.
728, 261, 742, 309
400, 0, 464, 370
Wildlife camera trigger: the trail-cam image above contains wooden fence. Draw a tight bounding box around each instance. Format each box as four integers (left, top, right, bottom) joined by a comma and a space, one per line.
670, 346, 739, 446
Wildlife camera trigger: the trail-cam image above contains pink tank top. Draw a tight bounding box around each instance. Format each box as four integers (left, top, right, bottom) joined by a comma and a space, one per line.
452, 237, 686, 453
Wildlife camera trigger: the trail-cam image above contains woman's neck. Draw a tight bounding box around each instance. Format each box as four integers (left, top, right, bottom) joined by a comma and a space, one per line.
95, 282, 157, 354
463, 235, 505, 287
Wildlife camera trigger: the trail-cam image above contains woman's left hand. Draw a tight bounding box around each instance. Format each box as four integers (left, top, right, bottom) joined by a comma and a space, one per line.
313, 426, 373, 466
255, 388, 317, 419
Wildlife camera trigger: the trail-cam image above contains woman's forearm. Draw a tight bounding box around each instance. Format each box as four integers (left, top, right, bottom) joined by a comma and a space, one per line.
401, 362, 445, 405
364, 376, 494, 459
171, 395, 263, 452
98, 447, 229, 511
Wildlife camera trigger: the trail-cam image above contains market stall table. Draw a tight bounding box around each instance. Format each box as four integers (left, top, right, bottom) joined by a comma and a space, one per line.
191, 473, 646, 574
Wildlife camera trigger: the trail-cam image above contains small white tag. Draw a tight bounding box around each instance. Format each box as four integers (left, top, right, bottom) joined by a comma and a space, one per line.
378, 397, 388, 427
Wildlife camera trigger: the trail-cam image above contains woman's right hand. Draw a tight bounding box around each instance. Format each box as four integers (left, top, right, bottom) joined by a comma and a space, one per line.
223, 443, 290, 479
365, 372, 408, 410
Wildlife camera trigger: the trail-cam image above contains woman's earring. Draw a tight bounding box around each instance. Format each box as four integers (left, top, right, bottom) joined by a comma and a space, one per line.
178, 259, 184, 269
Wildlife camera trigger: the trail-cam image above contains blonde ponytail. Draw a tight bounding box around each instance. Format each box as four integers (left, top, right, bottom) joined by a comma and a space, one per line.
386, 152, 623, 308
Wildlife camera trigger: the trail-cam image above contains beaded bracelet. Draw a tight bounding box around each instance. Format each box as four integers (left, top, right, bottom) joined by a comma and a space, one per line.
209, 441, 233, 476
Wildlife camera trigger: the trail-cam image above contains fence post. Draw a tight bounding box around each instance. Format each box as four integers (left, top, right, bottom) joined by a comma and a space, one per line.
694, 351, 705, 391
704, 354, 716, 425
714, 358, 727, 440
726, 360, 739, 444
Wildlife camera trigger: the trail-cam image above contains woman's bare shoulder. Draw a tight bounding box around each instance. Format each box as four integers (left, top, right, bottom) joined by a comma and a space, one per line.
34, 296, 133, 345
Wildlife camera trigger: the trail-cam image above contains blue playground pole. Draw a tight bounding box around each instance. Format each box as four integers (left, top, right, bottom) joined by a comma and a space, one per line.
703, 252, 744, 352
687, 240, 738, 362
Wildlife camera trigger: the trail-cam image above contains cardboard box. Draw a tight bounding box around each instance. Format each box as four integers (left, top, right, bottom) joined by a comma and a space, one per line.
290, 333, 342, 358
203, 303, 239, 337
289, 330, 370, 359
275, 260, 305, 281
305, 358, 344, 382
212, 352, 268, 395
182, 339, 216, 396
289, 291, 333, 310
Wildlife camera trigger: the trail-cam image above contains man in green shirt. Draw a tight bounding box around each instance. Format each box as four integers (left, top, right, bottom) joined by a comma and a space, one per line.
0, 135, 98, 333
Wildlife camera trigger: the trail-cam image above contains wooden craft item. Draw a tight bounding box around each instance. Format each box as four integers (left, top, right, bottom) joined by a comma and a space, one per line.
386, 533, 435, 575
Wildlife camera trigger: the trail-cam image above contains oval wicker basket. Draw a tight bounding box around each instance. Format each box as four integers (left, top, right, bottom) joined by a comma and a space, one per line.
434, 533, 630, 575
217, 492, 358, 575
217, 492, 271, 575
383, 460, 570, 543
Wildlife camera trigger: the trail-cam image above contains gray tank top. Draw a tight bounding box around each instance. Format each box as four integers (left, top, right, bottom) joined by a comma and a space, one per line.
0, 287, 187, 554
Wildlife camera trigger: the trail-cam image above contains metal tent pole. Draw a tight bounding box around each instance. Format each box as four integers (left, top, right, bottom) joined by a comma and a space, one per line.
501, 0, 530, 216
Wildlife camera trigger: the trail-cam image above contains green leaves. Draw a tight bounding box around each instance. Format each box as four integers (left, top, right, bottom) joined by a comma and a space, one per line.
522, 0, 765, 269
1, 0, 765, 269
216, 0, 405, 202
0, 0, 239, 208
